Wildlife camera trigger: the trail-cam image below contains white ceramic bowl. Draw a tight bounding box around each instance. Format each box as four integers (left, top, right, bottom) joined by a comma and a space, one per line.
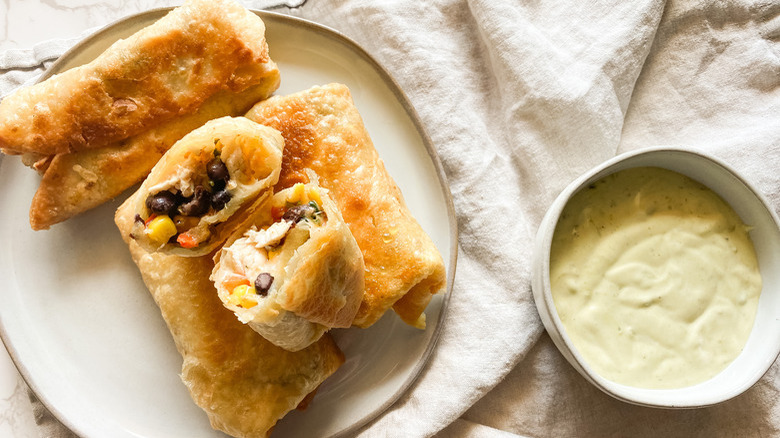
532, 146, 780, 408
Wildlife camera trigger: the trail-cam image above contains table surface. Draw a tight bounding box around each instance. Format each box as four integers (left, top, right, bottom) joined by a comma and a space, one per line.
1, 2, 175, 436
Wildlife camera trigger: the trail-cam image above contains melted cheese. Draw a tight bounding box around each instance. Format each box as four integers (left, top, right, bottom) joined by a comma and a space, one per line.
550, 167, 761, 389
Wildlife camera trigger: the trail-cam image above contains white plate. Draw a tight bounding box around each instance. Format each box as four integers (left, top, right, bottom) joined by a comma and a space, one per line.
0, 10, 456, 438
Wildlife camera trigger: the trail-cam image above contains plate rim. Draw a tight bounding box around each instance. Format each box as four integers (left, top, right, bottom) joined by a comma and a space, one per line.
0, 7, 459, 438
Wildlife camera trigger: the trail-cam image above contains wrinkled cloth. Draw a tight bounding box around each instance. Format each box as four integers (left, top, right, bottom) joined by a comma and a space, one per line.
2, 0, 779, 437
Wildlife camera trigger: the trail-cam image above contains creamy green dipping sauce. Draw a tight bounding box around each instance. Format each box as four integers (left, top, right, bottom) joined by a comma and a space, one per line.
550, 167, 762, 389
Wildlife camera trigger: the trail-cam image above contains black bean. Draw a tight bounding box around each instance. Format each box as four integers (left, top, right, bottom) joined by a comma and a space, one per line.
281, 204, 315, 224
178, 185, 211, 216
210, 178, 226, 191
254, 273, 274, 296
145, 191, 178, 215
206, 158, 230, 182
211, 189, 231, 211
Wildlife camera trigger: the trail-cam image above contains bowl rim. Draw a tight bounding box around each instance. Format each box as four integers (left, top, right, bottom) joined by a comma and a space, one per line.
532, 145, 780, 408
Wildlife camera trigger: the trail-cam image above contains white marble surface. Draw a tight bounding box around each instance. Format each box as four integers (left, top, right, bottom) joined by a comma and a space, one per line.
0, 342, 37, 438
0, 0, 177, 52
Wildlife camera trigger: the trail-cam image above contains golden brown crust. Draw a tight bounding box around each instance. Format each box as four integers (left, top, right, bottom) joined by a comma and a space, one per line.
0, 0, 276, 156
279, 202, 364, 328
27, 82, 279, 231
115, 196, 343, 438
245, 83, 446, 328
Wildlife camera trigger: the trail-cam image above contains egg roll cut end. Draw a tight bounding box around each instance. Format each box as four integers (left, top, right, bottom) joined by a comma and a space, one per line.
213, 178, 364, 351
130, 116, 284, 257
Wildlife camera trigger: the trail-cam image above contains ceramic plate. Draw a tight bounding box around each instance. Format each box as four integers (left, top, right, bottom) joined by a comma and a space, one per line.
0, 9, 456, 438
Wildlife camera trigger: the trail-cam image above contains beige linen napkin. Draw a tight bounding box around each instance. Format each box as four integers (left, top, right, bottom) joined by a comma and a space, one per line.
294, 0, 780, 437
1, 0, 778, 437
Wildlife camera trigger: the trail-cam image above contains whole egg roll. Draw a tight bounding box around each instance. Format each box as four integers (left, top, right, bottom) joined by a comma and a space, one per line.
245, 83, 446, 329
115, 200, 344, 438
211, 173, 365, 351
0, 0, 277, 156
128, 116, 283, 257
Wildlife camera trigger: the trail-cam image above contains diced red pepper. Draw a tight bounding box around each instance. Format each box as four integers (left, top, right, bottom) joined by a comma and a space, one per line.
271, 206, 286, 222
223, 277, 250, 292
177, 232, 199, 249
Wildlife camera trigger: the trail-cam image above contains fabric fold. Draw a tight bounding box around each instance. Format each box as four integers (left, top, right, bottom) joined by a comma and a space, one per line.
297, 0, 666, 436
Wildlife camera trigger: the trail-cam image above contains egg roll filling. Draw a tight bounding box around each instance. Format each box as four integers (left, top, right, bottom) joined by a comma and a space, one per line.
216, 183, 326, 311
135, 146, 237, 249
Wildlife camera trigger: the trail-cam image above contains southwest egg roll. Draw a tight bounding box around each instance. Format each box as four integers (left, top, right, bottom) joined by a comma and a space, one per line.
245, 83, 446, 329
128, 116, 284, 257
115, 199, 344, 438
0, 0, 277, 156
211, 172, 365, 351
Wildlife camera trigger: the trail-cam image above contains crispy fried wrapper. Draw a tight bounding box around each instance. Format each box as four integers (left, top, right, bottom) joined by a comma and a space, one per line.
115, 197, 344, 438
245, 83, 446, 329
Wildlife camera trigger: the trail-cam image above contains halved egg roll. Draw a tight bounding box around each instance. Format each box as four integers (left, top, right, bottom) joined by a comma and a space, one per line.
27, 82, 279, 231
128, 116, 283, 256
115, 199, 344, 438
211, 173, 365, 351
245, 83, 446, 329
0, 0, 276, 156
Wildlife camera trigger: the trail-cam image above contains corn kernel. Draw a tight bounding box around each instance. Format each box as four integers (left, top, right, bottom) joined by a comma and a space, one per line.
307, 187, 322, 206
227, 294, 242, 307
145, 215, 177, 244
232, 284, 252, 298
287, 183, 306, 204
230, 284, 257, 308
240, 297, 258, 309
